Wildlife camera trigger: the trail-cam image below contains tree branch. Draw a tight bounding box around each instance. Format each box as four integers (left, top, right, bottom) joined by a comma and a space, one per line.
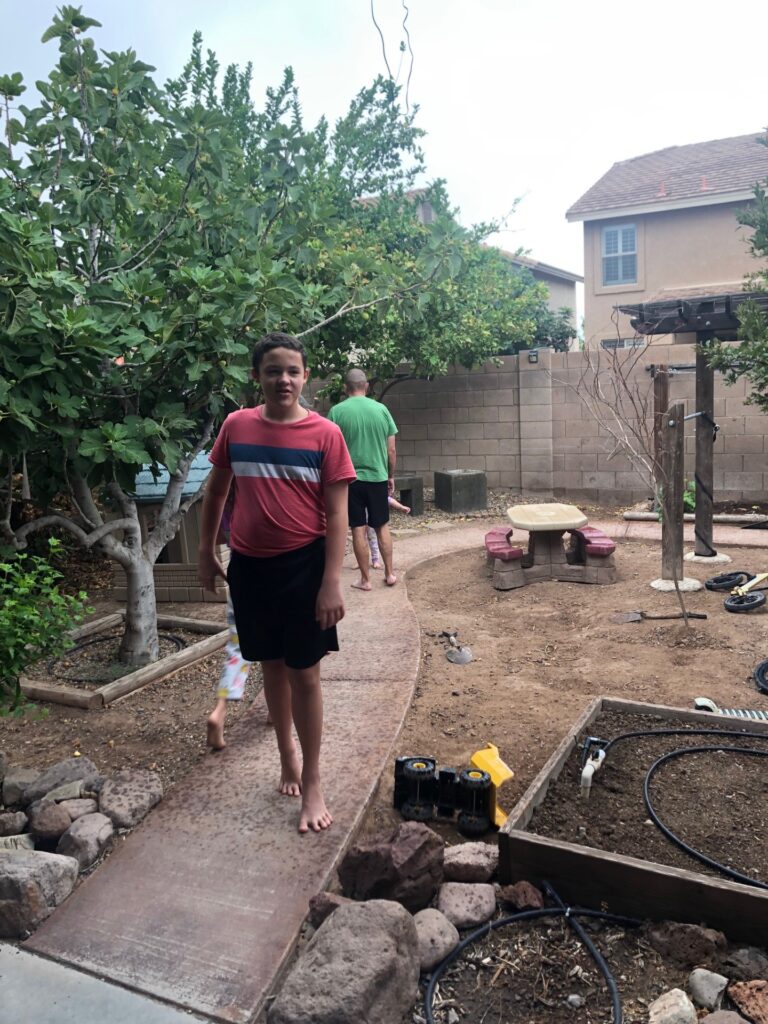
296, 271, 437, 339
12, 514, 135, 549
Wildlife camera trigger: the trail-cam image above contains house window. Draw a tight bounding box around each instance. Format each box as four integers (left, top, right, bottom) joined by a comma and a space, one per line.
602, 224, 637, 286
601, 338, 645, 351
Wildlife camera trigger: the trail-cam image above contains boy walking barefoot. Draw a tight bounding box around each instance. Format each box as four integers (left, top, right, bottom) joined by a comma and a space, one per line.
198, 333, 355, 833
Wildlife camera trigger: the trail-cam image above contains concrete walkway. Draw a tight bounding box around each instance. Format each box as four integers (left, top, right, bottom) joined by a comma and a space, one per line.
15, 516, 767, 1022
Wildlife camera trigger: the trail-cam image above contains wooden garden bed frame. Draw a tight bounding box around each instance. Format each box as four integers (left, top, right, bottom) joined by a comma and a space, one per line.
499, 696, 768, 943
20, 610, 227, 709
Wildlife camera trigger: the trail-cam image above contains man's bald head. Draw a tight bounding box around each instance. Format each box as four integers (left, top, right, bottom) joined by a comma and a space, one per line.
344, 368, 368, 395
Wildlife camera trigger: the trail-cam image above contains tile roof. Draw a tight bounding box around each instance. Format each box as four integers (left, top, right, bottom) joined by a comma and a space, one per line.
567, 134, 768, 219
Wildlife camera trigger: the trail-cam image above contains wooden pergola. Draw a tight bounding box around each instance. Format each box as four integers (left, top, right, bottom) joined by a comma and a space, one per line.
617, 291, 766, 561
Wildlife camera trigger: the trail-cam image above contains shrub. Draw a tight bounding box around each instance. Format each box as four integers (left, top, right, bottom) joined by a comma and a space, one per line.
0, 539, 90, 715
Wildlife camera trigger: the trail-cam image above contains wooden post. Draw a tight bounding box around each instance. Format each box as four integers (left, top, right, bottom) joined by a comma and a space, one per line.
653, 365, 669, 500
661, 401, 684, 581
694, 340, 717, 556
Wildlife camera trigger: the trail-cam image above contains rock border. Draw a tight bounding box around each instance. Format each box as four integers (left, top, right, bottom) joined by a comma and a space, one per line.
20, 611, 227, 709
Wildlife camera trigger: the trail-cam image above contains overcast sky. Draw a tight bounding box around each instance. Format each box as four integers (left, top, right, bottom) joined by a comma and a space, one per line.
4, 0, 768, 281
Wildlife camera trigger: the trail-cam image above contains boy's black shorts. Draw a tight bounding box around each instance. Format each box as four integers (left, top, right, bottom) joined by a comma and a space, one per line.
227, 539, 338, 670
348, 479, 389, 529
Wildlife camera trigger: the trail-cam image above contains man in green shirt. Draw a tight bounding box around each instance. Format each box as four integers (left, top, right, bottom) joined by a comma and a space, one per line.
328, 369, 398, 589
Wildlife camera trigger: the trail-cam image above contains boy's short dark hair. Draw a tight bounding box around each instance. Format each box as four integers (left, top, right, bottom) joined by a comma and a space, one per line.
252, 332, 307, 372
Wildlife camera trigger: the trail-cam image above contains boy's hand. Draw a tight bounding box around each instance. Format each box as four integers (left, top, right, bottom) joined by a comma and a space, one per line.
198, 550, 227, 593
316, 579, 345, 629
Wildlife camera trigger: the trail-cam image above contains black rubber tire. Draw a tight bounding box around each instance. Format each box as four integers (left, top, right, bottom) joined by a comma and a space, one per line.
705, 571, 755, 592
755, 659, 768, 695
458, 768, 491, 791
724, 592, 767, 614
457, 811, 492, 837
403, 758, 436, 781
401, 800, 433, 822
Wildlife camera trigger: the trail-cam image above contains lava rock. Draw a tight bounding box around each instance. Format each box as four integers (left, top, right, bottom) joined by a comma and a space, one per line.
24, 758, 100, 805
28, 801, 72, 841
338, 822, 444, 912
689, 968, 728, 1011
648, 987, 698, 1024
723, 947, 768, 982
268, 899, 419, 1024
437, 882, 496, 929
443, 842, 498, 883
0, 812, 28, 837
99, 769, 163, 829
307, 891, 353, 929
0, 850, 78, 938
648, 922, 727, 968
57, 813, 114, 871
498, 880, 544, 910
728, 980, 768, 1024
2, 767, 40, 807
59, 799, 98, 821
413, 908, 460, 972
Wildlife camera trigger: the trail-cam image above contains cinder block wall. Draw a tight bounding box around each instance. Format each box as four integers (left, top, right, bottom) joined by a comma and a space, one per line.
383, 347, 767, 504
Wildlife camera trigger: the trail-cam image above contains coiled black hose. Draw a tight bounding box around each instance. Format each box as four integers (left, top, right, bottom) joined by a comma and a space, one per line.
643, 744, 768, 890
423, 897, 640, 1024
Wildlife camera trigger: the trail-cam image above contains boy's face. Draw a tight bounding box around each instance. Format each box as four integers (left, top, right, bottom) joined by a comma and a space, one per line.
253, 347, 309, 410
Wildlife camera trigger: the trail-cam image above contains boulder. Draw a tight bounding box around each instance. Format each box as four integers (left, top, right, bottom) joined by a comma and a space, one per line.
28, 801, 72, 841
413, 908, 460, 972
44, 780, 96, 803
0, 750, 6, 786
0, 812, 28, 837
689, 968, 728, 1011
437, 882, 496, 929
728, 980, 768, 1024
648, 922, 727, 968
60, 798, 98, 821
498, 880, 544, 910
0, 850, 78, 938
700, 1014, 748, 1024
24, 757, 100, 805
57, 813, 114, 871
268, 900, 419, 1024
99, 769, 163, 829
443, 842, 498, 883
338, 822, 443, 912
2, 767, 40, 807
723, 947, 768, 982
648, 988, 697, 1024
307, 891, 353, 929
0, 835, 34, 851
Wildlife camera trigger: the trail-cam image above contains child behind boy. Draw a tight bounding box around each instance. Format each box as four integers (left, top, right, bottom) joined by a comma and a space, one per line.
197, 332, 355, 834
366, 494, 410, 569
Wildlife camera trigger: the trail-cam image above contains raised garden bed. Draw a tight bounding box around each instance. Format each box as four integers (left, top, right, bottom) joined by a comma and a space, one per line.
20, 611, 228, 709
499, 697, 768, 944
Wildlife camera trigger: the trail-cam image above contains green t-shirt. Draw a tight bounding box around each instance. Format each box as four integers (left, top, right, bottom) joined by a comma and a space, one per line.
327, 396, 398, 482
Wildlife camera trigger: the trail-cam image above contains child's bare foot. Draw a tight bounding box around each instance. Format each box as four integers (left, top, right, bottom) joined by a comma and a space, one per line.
206, 709, 226, 750
351, 576, 372, 591
371, 559, 383, 570
279, 746, 302, 797
385, 573, 398, 586
298, 780, 333, 833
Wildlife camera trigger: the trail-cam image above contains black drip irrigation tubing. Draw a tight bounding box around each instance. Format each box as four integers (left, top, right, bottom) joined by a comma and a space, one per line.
46, 631, 186, 683
423, 889, 640, 1024
643, 744, 768, 890
602, 726, 768, 756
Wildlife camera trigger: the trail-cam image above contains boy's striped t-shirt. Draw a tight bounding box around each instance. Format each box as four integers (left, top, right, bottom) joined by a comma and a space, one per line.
209, 407, 355, 557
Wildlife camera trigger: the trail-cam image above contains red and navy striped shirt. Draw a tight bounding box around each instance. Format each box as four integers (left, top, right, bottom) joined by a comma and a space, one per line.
209, 407, 355, 557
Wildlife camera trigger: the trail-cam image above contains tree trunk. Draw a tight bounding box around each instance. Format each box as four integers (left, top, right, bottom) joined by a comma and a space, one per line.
118, 555, 160, 666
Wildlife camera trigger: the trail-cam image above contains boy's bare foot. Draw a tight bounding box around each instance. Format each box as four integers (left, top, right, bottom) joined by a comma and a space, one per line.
351, 577, 372, 591
298, 780, 333, 833
279, 746, 302, 797
206, 710, 226, 750
385, 573, 398, 586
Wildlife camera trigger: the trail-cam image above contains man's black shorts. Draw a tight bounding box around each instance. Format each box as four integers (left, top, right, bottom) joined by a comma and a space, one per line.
348, 480, 389, 529
227, 539, 338, 670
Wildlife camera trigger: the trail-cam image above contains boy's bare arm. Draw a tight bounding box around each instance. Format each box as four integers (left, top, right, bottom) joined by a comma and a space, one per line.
197, 465, 234, 592
316, 480, 349, 629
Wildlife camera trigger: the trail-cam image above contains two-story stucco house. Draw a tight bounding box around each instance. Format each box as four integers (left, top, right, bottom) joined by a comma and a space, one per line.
566, 134, 768, 349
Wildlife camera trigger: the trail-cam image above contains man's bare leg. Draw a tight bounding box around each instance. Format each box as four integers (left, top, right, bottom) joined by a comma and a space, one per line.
206, 697, 227, 750
261, 659, 302, 797
288, 662, 333, 833
350, 526, 372, 590
376, 522, 397, 585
